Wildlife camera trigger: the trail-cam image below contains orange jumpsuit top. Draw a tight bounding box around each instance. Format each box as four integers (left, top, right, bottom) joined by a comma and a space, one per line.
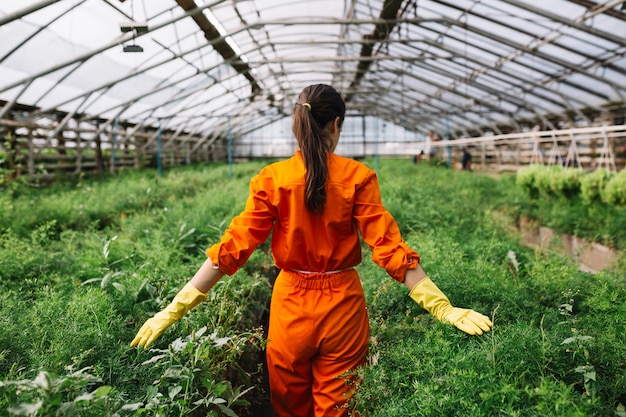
206, 151, 419, 282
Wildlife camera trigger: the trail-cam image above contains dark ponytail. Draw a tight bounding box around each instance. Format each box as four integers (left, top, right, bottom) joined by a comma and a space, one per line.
292, 84, 345, 214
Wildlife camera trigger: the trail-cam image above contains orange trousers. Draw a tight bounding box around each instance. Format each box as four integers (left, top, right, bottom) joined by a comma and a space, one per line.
266, 269, 369, 417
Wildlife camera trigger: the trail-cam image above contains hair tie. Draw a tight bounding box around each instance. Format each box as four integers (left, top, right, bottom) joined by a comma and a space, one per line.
302, 102, 312, 111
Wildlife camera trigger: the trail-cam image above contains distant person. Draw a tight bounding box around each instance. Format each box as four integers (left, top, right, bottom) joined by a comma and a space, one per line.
131, 84, 492, 417
461, 147, 472, 171
413, 150, 424, 164
427, 131, 440, 160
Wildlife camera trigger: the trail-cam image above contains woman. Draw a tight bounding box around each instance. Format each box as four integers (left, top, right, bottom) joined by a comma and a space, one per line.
131, 84, 492, 416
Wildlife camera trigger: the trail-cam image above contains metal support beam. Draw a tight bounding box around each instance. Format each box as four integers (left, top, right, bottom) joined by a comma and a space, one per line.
175, 0, 261, 97
345, 0, 405, 102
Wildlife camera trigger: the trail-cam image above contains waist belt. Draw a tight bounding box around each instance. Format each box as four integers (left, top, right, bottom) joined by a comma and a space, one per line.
289, 267, 354, 275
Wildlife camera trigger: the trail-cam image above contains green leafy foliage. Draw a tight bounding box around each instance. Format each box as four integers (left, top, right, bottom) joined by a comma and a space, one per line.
516, 164, 544, 198
0, 159, 624, 417
0, 351, 119, 417
548, 166, 581, 197
353, 160, 625, 416
580, 169, 613, 204
516, 164, 582, 198
602, 169, 626, 205
128, 326, 262, 416
516, 163, 626, 208
514, 165, 626, 248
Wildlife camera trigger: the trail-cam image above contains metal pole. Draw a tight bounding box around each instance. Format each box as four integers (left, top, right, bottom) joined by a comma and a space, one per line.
112, 118, 118, 173
375, 119, 381, 171
362, 115, 366, 158
228, 117, 233, 179
157, 122, 162, 177
446, 115, 451, 169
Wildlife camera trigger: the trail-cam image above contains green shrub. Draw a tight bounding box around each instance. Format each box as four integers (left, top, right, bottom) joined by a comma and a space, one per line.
516, 164, 543, 198
548, 166, 581, 197
0, 364, 118, 417
1, 159, 624, 417
513, 165, 626, 248
533, 165, 556, 196
516, 164, 582, 199
602, 169, 626, 205
127, 326, 264, 417
580, 169, 613, 205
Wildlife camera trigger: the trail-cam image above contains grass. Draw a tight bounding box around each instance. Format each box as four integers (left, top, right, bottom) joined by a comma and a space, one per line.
0, 158, 624, 416
353, 159, 626, 416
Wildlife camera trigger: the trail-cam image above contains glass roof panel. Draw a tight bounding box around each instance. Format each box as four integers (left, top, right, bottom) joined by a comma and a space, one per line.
0, 0, 624, 146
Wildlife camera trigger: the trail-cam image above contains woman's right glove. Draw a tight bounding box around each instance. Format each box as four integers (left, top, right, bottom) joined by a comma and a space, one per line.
409, 277, 492, 335
130, 282, 207, 349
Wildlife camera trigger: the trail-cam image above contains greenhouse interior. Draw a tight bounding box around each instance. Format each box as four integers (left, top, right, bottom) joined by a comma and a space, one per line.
0, 0, 626, 417
0, 0, 625, 178
1, 1, 626, 417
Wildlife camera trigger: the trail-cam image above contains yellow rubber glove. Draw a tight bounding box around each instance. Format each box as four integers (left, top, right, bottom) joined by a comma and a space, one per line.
409, 277, 492, 335
130, 282, 207, 349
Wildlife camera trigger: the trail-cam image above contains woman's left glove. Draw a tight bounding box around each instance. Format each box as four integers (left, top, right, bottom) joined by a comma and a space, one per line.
131, 282, 207, 349
409, 277, 492, 335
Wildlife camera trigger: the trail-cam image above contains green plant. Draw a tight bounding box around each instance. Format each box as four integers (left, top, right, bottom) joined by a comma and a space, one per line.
132, 326, 262, 416
1, 159, 624, 416
81, 271, 125, 293
81, 235, 126, 293
516, 164, 546, 198
548, 166, 581, 197
580, 169, 612, 205
517, 164, 583, 199
512, 164, 626, 249
534, 165, 556, 196
558, 289, 598, 399
0, 351, 116, 416
602, 169, 626, 205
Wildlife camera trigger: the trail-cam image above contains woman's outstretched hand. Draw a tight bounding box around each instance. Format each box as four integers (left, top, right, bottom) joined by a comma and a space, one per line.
406, 271, 492, 335
130, 282, 207, 349
443, 307, 492, 335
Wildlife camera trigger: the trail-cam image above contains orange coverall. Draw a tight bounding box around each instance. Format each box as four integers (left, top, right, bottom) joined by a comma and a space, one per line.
206, 151, 419, 416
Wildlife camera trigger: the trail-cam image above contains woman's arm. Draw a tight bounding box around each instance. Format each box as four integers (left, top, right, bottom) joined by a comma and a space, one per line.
403, 263, 427, 289
190, 257, 225, 293
404, 263, 492, 335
